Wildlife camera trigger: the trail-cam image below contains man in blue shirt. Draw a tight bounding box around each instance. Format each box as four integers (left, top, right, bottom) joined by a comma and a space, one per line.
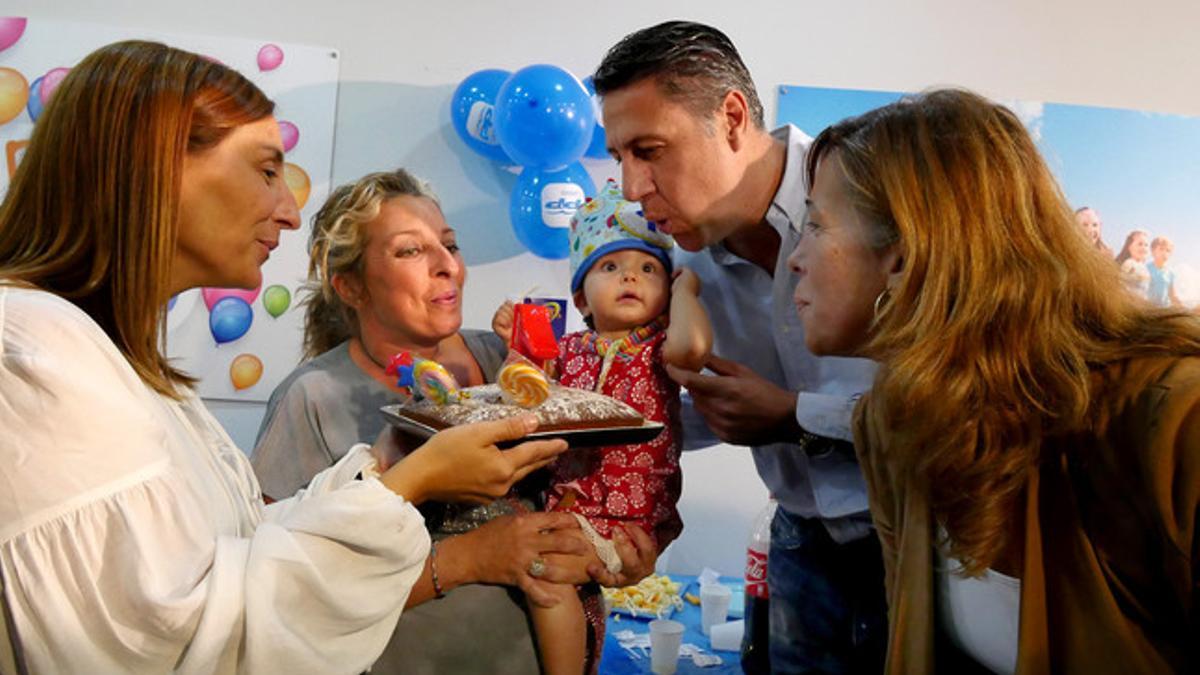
595, 21, 886, 674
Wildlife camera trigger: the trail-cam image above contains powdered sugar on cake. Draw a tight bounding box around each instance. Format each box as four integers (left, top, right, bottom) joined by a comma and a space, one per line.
399, 383, 644, 431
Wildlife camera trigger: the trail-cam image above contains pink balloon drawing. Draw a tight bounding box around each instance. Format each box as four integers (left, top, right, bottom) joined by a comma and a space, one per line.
0, 17, 27, 53
202, 286, 261, 311
278, 120, 299, 152
257, 44, 284, 71
39, 67, 70, 106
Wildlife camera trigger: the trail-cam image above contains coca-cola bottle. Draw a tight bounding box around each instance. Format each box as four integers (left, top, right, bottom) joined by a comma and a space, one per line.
741, 497, 776, 674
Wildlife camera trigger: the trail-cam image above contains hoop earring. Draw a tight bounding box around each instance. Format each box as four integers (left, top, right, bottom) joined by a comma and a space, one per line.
873, 287, 893, 320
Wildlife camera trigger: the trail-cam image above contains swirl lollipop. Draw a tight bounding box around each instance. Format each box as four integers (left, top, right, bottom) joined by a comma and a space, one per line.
498, 358, 550, 408
413, 359, 461, 405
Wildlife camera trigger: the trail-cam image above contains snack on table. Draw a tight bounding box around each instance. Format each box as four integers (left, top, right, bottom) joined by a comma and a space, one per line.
397, 383, 643, 432
602, 574, 684, 618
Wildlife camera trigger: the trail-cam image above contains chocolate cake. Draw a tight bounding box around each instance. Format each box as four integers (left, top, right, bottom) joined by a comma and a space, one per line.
398, 383, 644, 431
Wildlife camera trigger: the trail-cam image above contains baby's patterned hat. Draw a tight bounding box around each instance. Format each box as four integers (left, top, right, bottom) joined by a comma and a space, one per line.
569, 179, 673, 293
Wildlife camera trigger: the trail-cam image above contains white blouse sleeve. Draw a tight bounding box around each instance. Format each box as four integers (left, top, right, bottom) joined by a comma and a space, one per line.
0, 288, 429, 675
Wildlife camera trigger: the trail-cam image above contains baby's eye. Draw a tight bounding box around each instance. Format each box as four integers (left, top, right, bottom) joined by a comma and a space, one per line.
642, 263, 656, 274
601, 261, 618, 272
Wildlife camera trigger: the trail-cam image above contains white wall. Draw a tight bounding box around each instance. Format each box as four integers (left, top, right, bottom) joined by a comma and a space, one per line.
13, 0, 1199, 573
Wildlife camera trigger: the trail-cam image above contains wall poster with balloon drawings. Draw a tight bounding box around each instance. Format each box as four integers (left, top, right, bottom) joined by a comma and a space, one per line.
0, 17, 338, 401
777, 85, 1200, 310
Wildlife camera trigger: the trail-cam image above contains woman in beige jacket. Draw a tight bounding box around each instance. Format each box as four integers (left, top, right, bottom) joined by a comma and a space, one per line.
785, 88, 1198, 674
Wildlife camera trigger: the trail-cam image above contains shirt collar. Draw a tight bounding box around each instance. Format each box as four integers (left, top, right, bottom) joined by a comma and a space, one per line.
766, 124, 813, 236
580, 315, 667, 359
707, 124, 811, 266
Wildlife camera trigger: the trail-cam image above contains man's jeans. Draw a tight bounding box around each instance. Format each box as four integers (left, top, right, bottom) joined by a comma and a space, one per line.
766, 507, 888, 674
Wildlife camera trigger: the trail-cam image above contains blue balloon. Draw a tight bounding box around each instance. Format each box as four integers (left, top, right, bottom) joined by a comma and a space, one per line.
510, 162, 596, 259
449, 69, 513, 164
26, 76, 44, 122
581, 77, 608, 160
209, 297, 253, 344
495, 65, 595, 169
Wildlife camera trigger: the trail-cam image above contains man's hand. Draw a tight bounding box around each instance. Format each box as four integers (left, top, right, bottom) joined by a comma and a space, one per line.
666, 354, 801, 446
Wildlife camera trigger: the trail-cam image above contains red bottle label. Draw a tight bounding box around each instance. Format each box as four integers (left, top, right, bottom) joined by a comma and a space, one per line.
745, 548, 769, 599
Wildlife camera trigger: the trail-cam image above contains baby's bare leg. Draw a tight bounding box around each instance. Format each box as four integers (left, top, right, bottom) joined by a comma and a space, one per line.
529, 583, 587, 675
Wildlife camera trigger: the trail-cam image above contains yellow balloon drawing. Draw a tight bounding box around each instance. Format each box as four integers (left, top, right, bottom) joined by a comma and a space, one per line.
284, 162, 310, 210
0, 67, 30, 126
230, 353, 264, 391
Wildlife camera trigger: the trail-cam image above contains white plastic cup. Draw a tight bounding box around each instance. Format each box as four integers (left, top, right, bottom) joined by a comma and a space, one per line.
700, 583, 733, 636
709, 619, 745, 652
648, 619, 685, 674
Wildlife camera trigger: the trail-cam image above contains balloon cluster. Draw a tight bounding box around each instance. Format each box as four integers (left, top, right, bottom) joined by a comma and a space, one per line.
167, 284, 291, 391
450, 66, 608, 259
253, 42, 311, 211
0, 15, 66, 129
199, 284, 292, 345
0, 17, 65, 127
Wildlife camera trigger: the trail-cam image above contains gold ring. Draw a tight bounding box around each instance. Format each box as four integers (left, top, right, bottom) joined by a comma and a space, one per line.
528, 557, 547, 578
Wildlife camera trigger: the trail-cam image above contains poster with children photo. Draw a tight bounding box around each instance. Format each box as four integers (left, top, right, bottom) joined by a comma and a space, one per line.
778, 85, 1200, 311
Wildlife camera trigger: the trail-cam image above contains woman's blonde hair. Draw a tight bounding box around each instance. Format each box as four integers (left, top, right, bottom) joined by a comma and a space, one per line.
0, 41, 273, 397
302, 169, 439, 359
808, 88, 1200, 575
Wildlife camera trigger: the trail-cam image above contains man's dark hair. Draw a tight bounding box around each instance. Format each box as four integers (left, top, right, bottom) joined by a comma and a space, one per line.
593, 21, 764, 129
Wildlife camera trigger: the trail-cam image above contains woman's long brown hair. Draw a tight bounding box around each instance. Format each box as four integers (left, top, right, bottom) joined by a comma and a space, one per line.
808, 89, 1200, 574
0, 40, 273, 397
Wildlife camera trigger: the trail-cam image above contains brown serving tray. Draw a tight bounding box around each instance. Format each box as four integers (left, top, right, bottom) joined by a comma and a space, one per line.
379, 404, 666, 450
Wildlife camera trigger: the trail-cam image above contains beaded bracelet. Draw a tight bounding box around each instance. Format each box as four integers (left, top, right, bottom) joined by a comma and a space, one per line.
429, 540, 446, 598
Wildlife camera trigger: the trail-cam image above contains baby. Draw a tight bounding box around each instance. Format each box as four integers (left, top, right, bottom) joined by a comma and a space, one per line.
494, 179, 711, 674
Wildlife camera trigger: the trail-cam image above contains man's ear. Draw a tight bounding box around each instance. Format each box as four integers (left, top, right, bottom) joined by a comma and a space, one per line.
572, 289, 590, 319
332, 272, 366, 310
721, 90, 752, 151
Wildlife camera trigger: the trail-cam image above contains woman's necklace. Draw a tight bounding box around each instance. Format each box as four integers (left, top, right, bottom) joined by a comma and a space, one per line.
357, 337, 413, 395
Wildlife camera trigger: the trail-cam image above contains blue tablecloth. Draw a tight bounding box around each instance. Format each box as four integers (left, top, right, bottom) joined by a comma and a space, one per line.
599, 575, 744, 674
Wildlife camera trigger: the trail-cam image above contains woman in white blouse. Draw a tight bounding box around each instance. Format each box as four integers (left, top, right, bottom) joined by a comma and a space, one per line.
0, 41, 571, 674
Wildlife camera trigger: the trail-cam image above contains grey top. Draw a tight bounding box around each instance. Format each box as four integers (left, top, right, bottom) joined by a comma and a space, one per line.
251, 331, 541, 674
252, 330, 507, 499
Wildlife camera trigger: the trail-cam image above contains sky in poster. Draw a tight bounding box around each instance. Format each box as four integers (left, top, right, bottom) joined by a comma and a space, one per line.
778, 85, 1200, 305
